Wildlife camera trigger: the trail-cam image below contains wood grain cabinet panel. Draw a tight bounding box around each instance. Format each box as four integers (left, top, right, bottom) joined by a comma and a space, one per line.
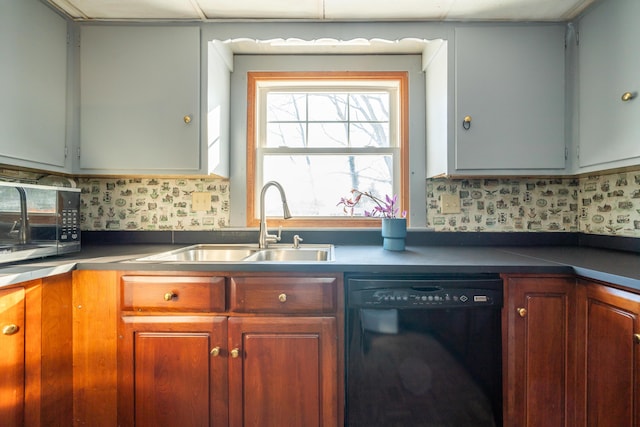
228, 317, 338, 427
576, 280, 640, 427
0, 287, 25, 427
502, 275, 577, 427
118, 316, 228, 427
121, 275, 226, 312
229, 276, 337, 314
117, 273, 341, 427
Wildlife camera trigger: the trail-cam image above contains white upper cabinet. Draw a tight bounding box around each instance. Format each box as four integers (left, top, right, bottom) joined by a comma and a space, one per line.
0, 0, 68, 172
79, 26, 201, 174
453, 25, 566, 174
577, 0, 640, 172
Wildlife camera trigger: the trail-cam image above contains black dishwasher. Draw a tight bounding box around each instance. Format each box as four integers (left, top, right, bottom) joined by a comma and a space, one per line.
345, 274, 503, 427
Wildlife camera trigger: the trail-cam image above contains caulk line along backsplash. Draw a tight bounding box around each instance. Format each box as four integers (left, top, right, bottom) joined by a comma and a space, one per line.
427, 170, 640, 238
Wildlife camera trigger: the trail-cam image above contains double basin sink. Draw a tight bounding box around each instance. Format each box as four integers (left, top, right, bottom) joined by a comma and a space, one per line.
132, 244, 334, 263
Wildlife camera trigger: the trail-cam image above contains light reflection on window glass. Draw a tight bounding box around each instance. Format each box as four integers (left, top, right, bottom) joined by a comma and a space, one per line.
262, 155, 392, 217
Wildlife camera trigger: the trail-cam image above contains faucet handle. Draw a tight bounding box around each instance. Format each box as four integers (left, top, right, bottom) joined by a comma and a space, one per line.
275, 226, 283, 242
293, 235, 303, 249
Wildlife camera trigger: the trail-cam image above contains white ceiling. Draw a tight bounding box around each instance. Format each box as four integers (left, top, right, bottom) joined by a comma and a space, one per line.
45, 0, 597, 22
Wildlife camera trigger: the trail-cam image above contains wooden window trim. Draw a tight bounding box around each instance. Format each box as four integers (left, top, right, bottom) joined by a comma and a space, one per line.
246, 71, 409, 228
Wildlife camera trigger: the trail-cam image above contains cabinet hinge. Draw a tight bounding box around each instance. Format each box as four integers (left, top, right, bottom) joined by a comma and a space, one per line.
576, 145, 580, 160
564, 147, 568, 160
64, 146, 68, 158
76, 147, 81, 159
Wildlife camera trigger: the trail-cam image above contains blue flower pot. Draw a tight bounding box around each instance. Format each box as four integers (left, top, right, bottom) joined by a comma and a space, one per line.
381, 218, 407, 251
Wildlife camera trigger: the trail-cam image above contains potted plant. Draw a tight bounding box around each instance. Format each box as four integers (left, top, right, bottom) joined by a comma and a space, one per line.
337, 189, 407, 251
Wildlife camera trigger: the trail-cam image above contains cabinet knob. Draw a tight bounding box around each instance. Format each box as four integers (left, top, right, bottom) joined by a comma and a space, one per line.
183, 115, 192, 124
2, 324, 19, 335
634, 334, 640, 344
462, 115, 472, 130
230, 348, 240, 358
621, 92, 635, 102
210, 346, 221, 357
164, 291, 177, 301
517, 307, 527, 318
278, 293, 287, 303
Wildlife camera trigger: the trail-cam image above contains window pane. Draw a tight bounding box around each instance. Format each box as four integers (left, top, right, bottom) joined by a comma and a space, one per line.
262, 154, 393, 217
350, 93, 389, 122
308, 93, 348, 121
350, 122, 390, 148
266, 123, 306, 147
267, 93, 306, 122
307, 123, 348, 147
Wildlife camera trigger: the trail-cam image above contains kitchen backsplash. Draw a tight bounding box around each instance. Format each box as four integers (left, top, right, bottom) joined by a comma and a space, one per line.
1, 167, 638, 237
427, 170, 640, 237
77, 177, 230, 231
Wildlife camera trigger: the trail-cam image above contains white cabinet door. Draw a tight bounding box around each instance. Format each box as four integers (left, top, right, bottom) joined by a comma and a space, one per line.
455, 26, 566, 172
0, 0, 67, 171
79, 26, 200, 174
578, 0, 640, 171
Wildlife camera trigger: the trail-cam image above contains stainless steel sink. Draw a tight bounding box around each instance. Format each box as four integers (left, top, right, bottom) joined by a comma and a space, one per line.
133, 244, 259, 262
243, 247, 333, 262
131, 244, 334, 263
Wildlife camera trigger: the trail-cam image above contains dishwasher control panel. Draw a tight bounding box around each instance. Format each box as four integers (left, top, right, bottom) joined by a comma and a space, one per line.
347, 275, 503, 308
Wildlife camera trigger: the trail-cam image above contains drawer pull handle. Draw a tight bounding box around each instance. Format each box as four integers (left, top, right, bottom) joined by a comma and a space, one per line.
278, 293, 287, 303
517, 307, 527, 318
210, 346, 221, 357
230, 348, 240, 359
621, 92, 635, 102
634, 334, 640, 344
2, 324, 19, 335
164, 291, 177, 301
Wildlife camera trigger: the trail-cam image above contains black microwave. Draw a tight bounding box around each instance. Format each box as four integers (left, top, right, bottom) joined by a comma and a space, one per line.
0, 181, 81, 264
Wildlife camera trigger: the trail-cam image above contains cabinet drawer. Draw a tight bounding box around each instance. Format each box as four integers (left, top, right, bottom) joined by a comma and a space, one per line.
121, 276, 225, 312
229, 277, 337, 314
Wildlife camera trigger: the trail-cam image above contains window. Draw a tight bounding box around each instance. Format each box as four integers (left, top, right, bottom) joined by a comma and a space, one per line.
247, 72, 408, 227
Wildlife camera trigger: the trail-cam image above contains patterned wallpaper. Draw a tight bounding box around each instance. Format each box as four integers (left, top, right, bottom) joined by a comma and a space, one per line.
427, 170, 640, 238
1, 167, 638, 237
77, 177, 230, 231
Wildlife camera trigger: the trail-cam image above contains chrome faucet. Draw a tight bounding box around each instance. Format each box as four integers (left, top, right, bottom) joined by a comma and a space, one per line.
259, 181, 292, 248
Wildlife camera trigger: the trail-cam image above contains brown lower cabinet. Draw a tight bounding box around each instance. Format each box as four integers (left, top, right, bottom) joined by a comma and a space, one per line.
0, 286, 25, 427
576, 279, 640, 427
504, 274, 640, 427
0, 274, 73, 427
502, 274, 577, 427
115, 273, 341, 427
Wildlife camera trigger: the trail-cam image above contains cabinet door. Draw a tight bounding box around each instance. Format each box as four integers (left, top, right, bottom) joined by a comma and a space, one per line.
0, 0, 67, 170
228, 317, 338, 427
0, 287, 25, 427
503, 275, 576, 427
578, 0, 640, 170
79, 26, 200, 174
118, 316, 228, 427
455, 26, 565, 171
577, 281, 640, 427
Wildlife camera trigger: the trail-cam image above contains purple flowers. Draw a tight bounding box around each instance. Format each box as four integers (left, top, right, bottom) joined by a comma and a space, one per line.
337, 189, 406, 219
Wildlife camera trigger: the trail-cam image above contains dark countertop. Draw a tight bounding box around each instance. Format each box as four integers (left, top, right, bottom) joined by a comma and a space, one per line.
1, 242, 638, 292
